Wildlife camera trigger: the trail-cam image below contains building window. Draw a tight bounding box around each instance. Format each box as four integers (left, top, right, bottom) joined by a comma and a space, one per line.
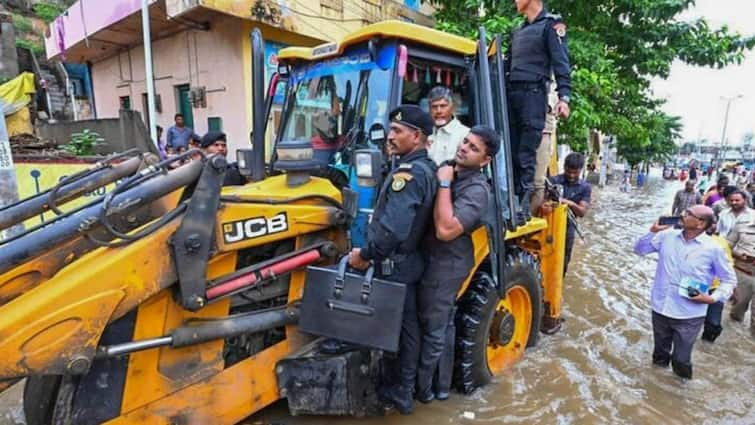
208, 117, 223, 132
320, 0, 343, 19
119, 95, 131, 110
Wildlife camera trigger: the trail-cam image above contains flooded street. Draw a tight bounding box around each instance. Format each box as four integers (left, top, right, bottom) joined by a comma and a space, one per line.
253, 171, 755, 425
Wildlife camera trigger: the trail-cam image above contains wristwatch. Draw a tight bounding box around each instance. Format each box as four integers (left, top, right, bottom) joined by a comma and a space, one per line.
559, 96, 570, 104
439, 180, 452, 189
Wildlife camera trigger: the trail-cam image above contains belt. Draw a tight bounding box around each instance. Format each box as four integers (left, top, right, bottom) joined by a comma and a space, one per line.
734, 265, 754, 276
509, 81, 546, 90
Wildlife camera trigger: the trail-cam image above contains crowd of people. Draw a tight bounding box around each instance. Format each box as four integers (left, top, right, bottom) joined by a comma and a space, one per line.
634, 166, 755, 380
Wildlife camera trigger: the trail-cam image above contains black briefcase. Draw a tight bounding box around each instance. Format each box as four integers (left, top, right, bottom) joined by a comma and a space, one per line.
299, 256, 406, 352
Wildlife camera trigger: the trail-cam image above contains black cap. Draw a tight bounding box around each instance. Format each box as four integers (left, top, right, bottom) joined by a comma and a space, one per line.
389, 105, 433, 136
200, 131, 226, 148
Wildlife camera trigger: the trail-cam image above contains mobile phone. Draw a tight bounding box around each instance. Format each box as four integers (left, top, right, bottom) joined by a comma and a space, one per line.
658, 216, 681, 226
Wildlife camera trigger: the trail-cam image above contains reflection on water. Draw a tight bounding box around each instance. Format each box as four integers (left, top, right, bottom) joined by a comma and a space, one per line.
253, 171, 755, 425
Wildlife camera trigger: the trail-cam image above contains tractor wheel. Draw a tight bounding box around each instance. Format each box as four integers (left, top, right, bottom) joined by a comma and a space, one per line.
23, 376, 61, 425
454, 250, 543, 393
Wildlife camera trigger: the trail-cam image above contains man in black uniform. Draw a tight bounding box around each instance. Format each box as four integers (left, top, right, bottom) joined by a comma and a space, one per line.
349, 105, 437, 415
415, 126, 499, 403
199, 131, 245, 186
508, 0, 572, 219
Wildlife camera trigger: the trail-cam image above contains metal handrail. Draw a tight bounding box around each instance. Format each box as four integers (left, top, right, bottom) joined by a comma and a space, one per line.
55, 61, 79, 121
25, 48, 54, 121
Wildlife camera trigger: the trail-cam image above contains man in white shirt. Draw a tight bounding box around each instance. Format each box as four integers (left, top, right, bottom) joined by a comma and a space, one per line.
717, 190, 754, 237
427, 86, 469, 165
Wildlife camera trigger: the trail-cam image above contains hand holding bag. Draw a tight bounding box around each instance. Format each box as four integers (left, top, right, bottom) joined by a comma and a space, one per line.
299, 256, 407, 352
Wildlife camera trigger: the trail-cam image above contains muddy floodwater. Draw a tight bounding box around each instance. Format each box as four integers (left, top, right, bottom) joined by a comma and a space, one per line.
2, 172, 754, 425
252, 172, 755, 425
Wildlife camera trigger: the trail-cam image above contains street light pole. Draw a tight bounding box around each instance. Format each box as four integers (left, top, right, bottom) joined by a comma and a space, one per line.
141, 0, 158, 150
718, 94, 743, 169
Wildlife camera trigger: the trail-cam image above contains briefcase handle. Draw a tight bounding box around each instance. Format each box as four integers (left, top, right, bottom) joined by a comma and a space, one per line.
334, 255, 375, 303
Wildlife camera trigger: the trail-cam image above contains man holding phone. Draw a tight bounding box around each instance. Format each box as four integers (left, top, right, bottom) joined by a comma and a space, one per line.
634, 205, 736, 379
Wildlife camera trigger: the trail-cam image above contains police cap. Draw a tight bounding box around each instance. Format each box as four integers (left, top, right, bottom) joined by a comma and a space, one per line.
200, 131, 226, 148
389, 105, 433, 136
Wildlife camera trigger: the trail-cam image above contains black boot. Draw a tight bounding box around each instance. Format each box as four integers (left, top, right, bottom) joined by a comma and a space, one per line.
701, 324, 722, 343
652, 353, 670, 368
379, 385, 414, 415
517, 192, 532, 223
671, 360, 693, 379
415, 388, 434, 404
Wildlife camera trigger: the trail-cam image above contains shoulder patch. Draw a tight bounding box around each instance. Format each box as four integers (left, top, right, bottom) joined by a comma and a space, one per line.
391, 176, 407, 192
392, 171, 414, 181
553, 22, 567, 38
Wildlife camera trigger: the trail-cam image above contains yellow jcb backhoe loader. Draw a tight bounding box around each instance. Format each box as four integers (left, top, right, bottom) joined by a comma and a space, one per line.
0, 21, 567, 424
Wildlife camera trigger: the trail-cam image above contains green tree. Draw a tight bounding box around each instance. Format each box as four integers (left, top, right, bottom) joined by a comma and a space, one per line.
429, 0, 755, 162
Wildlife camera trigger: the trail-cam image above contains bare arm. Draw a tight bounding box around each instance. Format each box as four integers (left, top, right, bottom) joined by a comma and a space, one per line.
434, 186, 464, 241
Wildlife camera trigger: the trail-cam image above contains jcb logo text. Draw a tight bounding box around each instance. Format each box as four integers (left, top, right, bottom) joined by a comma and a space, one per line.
222, 213, 288, 243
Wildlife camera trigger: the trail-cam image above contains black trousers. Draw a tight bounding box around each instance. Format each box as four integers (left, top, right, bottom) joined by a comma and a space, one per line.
564, 231, 576, 276
396, 281, 420, 392
508, 84, 547, 195
651, 311, 704, 379
415, 275, 465, 395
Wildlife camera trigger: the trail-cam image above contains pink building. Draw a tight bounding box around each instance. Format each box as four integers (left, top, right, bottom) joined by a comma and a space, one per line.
44, 0, 433, 155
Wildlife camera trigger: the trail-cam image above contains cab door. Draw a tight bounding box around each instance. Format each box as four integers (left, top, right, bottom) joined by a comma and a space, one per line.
474, 27, 520, 294
476, 31, 519, 231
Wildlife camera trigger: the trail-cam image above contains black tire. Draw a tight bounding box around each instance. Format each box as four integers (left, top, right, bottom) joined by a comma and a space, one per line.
453, 249, 543, 394
23, 375, 61, 425
504, 249, 543, 348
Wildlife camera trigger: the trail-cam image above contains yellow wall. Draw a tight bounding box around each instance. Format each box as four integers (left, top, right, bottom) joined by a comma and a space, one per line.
13, 162, 116, 227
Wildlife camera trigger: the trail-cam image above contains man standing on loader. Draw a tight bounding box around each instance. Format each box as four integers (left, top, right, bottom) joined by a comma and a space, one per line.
507, 0, 572, 220
348, 105, 438, 415
416, 126, 500, 404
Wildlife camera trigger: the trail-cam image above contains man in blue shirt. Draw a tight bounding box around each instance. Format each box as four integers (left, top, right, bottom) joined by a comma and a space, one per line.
166, 113, 196, 150
634, 204, 736, 379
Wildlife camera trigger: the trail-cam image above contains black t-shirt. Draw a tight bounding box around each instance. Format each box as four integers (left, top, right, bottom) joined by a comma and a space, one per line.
550, 173, 591, 235
424, 168, 490, 281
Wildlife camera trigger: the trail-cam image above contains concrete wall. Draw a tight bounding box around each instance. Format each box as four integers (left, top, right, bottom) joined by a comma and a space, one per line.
90, 14, 250, 154
0, 19, 19, 80
36, 109, 157, 155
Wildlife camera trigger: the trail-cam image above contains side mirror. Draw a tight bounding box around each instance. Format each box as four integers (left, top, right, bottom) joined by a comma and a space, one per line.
354, 149, 383, 187
236, 149, 255, 176
368, 122, 387, 150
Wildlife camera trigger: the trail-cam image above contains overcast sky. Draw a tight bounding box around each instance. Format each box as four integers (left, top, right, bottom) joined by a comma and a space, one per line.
651, 0, 755, 146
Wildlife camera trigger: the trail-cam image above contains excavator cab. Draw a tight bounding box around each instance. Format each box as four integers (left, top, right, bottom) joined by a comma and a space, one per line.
0, 22, 568, 424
